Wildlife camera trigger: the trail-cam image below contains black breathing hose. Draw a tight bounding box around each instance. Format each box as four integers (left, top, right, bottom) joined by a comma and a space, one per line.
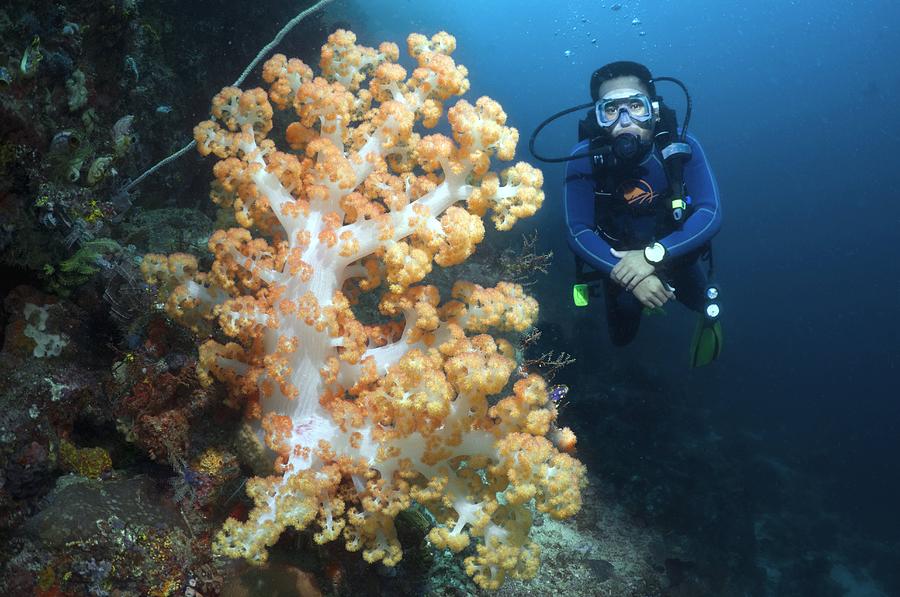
528, 102, 596, 163
528, 77, 693, 163
651, 76, 692, 141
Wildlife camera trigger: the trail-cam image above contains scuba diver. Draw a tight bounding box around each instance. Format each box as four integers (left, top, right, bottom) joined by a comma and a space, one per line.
530, 61, 723, 366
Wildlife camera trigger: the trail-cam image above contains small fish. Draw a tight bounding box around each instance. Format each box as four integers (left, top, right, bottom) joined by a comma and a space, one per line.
156, 105, 173, 114
632, 17, 642, 25
611, 3, 622, 11
563, 49, 573, 57
548, 384, 569, 403
639, 31, 647, 37
20, 36, 42, 78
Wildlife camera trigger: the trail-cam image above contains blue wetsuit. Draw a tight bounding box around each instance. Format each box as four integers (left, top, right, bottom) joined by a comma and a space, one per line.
564, 134, 722, 345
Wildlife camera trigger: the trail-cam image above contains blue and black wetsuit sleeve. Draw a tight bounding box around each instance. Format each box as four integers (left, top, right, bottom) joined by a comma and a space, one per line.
564, 141, 617, 276
658, 134, 723, 258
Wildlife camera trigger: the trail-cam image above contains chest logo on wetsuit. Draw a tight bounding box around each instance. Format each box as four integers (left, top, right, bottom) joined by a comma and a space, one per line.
616, 178, 656, 206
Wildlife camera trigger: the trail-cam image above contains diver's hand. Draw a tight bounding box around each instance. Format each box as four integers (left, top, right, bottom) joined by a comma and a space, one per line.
632, 275, 675, 309
610, 249, 655, 291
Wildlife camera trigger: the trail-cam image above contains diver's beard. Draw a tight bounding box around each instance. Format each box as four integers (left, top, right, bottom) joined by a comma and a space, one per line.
611, 123, 653, 141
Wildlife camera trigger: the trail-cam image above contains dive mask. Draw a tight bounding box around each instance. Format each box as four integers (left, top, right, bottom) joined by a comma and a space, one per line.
595, 90, 654, 128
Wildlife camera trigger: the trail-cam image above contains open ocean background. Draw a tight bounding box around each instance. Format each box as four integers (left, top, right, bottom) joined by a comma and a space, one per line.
334, 0, 900, 593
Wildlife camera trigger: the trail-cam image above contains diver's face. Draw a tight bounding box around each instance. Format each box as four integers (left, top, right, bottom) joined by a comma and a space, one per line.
597, 75, 655, 143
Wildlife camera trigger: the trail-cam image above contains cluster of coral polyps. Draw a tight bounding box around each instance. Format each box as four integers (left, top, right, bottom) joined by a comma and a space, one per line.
141, 30, 585, 590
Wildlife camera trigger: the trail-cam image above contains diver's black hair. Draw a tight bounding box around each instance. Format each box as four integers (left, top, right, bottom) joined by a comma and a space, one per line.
590, 61, 656, 101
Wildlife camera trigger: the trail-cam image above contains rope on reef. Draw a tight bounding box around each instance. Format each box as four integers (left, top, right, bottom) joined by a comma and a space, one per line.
124, 0, 336, 193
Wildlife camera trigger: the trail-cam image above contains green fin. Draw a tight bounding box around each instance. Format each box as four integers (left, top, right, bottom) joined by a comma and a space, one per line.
643, 306, 667, 317
573, 284, 589, 307
690, 317, 722, 368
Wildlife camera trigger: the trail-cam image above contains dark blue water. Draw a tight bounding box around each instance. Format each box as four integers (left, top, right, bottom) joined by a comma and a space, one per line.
329, 0, 900, 593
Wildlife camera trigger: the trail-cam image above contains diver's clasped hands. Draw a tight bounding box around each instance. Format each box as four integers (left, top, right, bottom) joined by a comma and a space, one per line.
632, 275, 675, 308
610, 249, 675, 309
610, 249, 654, 291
